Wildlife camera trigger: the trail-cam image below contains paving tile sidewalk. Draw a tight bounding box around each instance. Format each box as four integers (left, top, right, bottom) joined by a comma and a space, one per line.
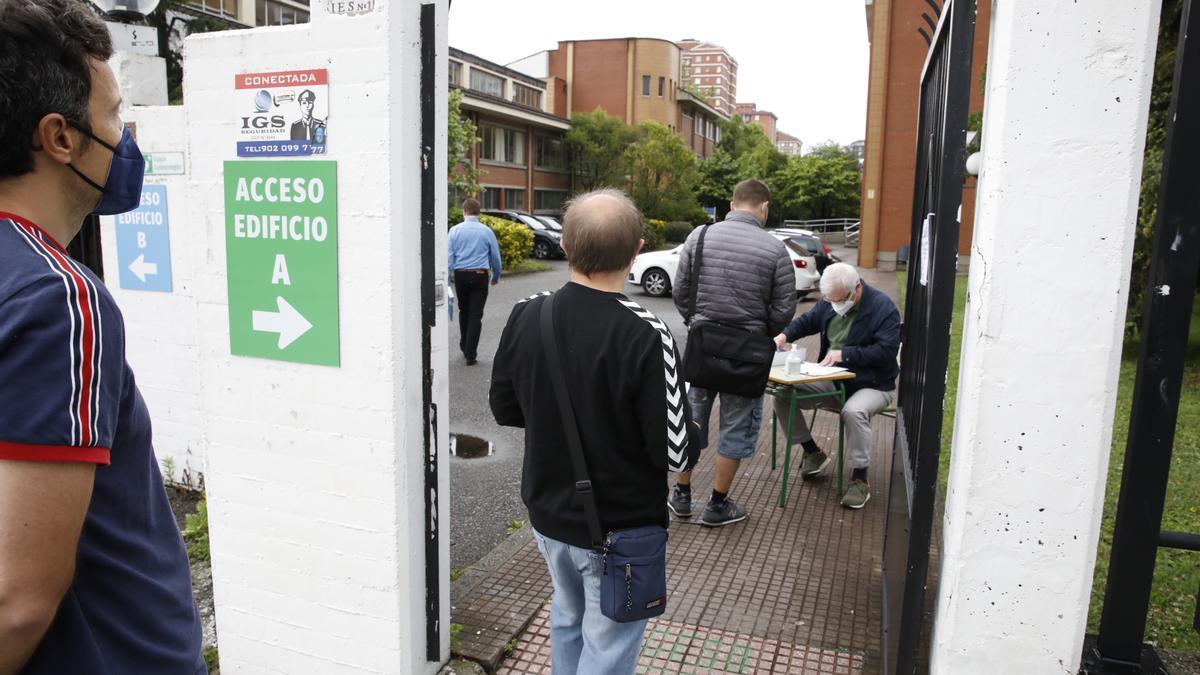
453, 267, 900, 674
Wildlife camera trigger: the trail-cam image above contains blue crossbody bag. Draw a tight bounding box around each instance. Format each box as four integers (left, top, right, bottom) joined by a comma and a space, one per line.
539, 293, 669, 623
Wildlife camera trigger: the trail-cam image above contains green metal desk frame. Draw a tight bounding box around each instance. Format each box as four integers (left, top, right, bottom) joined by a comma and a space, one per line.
766, 380, 847, 508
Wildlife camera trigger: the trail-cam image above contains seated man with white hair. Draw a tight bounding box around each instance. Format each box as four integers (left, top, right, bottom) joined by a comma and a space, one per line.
771, 263, 901, 509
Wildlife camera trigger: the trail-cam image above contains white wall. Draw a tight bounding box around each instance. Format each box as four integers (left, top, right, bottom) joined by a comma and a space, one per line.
102, 1, 450, 671
101, 105, 207, 488
931, 2, 1162, 673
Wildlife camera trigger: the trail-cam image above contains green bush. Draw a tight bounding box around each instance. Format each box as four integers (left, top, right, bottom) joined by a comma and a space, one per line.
183, 500, 210, 563
479, 215, 534, 270
447, 205, 464, 229
642, 218, 667, 251
663, 221, 694, 244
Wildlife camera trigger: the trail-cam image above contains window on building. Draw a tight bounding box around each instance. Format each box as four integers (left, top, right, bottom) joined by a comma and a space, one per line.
481, 187, 501, 209
504, 188, 525, 210
470, 69, 504, 97
449, 61, 462, 86
642, 75, 651, 96
480, 124, 526, 165
534, 189, 568, 213
256, 0, 308, 25
513, 83, 542, 109
535, 134, 566, 171
658, 76, 665, 97
204, 0, 239, 16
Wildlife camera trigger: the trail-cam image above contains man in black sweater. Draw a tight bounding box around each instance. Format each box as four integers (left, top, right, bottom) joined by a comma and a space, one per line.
490, 189, 699, 673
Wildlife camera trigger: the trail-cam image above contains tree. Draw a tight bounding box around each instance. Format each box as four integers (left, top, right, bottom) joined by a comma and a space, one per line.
1125, 0, 1185, 340
565, 108, 638, 191
624, 122, 701, 222
772, 143, 861, 221
695, 116, 787, 221
447, 88, 481, 200
143, 2, 241, 104
695, 149, 741, 211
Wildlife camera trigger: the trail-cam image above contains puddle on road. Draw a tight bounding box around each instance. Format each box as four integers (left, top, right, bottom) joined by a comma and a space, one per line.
450, 433, 494, 458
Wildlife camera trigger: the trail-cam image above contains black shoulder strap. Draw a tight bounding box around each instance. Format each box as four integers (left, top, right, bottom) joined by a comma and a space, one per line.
687, 224, 711, 322
539, 293, 605, 549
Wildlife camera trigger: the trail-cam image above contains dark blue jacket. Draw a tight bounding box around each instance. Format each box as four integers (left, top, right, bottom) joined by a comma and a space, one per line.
782, 280, 900, 395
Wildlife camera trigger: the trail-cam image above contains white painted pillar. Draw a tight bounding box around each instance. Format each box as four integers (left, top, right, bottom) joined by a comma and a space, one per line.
931, 2, 1162, 673
182, 1, 450, 672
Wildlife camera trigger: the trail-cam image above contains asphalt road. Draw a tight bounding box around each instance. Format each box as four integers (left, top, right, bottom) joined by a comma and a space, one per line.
447, 256, 830, 571
447, 260, 688, 570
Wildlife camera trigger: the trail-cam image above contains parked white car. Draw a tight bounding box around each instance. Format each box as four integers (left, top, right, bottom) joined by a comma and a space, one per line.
627, 234, 821, 298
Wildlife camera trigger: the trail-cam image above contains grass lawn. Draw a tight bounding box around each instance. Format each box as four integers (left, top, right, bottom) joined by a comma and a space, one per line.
898, 271, 1199, 652
504, 259, 551, 275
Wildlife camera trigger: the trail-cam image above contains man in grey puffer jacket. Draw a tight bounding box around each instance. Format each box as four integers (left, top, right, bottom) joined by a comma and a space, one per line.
670, 179, 797, 526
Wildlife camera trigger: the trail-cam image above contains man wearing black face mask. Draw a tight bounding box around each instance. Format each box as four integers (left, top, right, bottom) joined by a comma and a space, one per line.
0, 1, 203, 673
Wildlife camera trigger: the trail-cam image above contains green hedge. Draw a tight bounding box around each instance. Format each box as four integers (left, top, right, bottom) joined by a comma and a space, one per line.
478, 215, 534, 270
643, 218, 667, 251
664, 221, 694, 244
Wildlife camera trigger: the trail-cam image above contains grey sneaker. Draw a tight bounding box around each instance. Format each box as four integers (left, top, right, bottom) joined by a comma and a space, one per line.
700, 498, 748, 527
668, 486, 692, 518
840, 480, 871, 509
800, 450, 830, 479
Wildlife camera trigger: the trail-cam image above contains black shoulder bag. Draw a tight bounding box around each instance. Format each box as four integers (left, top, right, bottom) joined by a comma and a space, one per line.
680, 225, 777, 398
539, 293, 669, 623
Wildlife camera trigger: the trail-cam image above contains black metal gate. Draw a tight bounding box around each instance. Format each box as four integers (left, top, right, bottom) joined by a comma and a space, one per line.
67, 215, 104, 278
1083, 1, 1199, 671
880, 1, 975, 673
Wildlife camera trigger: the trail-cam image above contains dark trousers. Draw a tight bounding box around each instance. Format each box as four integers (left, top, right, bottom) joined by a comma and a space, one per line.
454, 269, 490, 360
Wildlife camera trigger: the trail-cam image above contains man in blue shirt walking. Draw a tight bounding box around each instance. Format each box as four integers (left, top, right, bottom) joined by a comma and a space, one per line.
449, 198, 502, 365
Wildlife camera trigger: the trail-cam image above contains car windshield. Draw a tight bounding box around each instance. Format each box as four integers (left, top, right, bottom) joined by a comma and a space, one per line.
537, 216, 563, 232
796, 236, 822, 255
517, 214, 546, 230
782, 239, 813, 258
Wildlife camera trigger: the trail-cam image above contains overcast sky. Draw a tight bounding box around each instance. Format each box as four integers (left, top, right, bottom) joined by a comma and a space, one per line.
447, 1, 870, 147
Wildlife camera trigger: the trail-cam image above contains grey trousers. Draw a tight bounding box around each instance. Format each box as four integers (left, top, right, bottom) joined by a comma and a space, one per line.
772, 382, 895, 470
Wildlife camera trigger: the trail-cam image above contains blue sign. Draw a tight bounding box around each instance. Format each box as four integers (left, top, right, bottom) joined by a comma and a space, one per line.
115, 184, 173, 292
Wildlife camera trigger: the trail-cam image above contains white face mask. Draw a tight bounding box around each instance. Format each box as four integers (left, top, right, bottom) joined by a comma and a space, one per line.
830, 285, 857, 315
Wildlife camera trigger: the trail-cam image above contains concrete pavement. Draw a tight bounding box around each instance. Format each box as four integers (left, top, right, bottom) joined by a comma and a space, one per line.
447, 254, 829, 571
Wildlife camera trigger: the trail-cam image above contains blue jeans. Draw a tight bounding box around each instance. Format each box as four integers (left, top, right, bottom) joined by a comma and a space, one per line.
533, 528, 648, 674
688, 386, 763, 460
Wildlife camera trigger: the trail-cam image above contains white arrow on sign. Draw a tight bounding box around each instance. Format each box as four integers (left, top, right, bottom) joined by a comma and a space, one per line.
252, 296, 313, 349
128, 254, 158, 283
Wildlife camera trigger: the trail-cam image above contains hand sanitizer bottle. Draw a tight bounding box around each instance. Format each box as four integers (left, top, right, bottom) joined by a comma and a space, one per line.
786, 344, 806, 377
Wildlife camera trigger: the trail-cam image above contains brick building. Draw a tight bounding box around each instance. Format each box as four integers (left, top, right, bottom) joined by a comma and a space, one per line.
509, 38, 728, 159
735, 102, 779, 144
450, 48, 572, 215
776, 131, 803, 157
859, 0, 991, 269
677, 39, 738, 117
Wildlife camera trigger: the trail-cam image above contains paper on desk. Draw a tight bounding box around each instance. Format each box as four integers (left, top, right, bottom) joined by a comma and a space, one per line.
799, 363, 849, 377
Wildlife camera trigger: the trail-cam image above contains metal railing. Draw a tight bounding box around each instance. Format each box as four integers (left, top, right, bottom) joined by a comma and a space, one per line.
1085, 1, 1200, 670
844, 221, 860, 248
781, 218, 858, 234
882, 0, 976, 672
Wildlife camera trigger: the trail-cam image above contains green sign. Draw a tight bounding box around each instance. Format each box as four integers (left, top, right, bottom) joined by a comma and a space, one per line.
224, 160, 339, 366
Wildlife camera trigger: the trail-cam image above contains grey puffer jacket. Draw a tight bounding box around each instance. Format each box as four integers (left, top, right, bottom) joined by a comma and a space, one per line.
673, 210, 797, 336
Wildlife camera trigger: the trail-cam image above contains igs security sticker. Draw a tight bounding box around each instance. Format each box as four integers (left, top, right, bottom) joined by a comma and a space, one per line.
235, 69, 329, 157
